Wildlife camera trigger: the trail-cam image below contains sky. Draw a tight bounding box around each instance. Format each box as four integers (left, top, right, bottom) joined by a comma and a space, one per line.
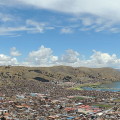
1, 0, 120, 68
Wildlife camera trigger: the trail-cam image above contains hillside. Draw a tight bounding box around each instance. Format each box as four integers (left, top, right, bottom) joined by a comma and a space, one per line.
0, 66, 120, 95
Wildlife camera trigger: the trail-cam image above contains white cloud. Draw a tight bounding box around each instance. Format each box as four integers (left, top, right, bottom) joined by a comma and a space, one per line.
23, 46, 120, 68
0, 45, 120, 68
58, 49, 81, 66
10, 47, 22, 56
15, 0, 120, 20
26, 45, 58, 66
0, 19, 54, 36
60, 49, 80, 63
82, 50, 120, 68
9, 0, 120, 32
0, 26, 29, 35
90, 50, 116, 64
0, 54, 18, 66
25, 47, 81, 67
26, 20, 46, 33
109, 28, 120, 33
80, 17, 94, 26
26, 20, 55, 33
61, 28, 73, 34
1, 0, 120, 33
0, 13, 13, 22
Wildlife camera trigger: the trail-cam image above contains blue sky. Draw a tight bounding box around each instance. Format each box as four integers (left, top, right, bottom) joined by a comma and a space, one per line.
1, 0, 120, 68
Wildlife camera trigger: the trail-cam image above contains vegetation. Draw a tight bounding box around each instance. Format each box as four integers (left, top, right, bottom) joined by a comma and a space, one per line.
113, 98, 120, 102
93, 104, 113, 109
72, 96, 86, 100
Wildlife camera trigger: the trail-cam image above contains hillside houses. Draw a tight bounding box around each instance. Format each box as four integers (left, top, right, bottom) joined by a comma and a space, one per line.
0, 92, 119, 120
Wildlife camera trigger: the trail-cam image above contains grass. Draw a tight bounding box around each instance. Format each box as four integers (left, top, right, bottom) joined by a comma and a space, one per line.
72, 96, 86, 100
93, 104, 113, 109
71, 82, 101, 90
113, 98, 120, 102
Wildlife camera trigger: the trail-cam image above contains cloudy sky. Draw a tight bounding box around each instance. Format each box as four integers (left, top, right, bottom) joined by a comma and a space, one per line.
0, 0, 120, 68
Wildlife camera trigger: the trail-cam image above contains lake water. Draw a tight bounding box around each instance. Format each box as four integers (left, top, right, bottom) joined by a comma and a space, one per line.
83, 81, 120, 92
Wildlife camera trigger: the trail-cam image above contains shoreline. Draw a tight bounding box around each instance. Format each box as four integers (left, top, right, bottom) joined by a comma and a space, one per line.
71, 80, 120, 91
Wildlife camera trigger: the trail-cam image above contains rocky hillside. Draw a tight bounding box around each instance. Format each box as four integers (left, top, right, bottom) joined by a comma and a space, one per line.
0, 65, 120, 95
0, 66, 119, 84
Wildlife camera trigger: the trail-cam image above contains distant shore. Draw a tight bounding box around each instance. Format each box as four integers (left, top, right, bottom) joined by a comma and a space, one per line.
72, 80, 120, 91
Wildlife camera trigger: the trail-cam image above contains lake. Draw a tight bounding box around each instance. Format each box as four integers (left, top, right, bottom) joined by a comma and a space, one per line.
83, 81, 120, 92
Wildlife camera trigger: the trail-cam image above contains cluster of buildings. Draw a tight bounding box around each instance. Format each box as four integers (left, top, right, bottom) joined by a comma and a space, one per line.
0, 92, 119, 120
